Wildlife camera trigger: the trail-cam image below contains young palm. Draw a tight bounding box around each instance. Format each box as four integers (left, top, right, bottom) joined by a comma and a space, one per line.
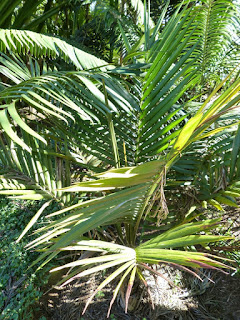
0, 2, 239, 316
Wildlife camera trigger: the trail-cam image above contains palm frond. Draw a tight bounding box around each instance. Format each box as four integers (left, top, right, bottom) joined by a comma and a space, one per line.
186, 0, 239, 84
136, 9, 199, 162
0, 29, 112, 71
29, 182, 150, 269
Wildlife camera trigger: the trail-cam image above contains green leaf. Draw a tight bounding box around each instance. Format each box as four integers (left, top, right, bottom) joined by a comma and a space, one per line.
16, 200, 52, 243
61, 160, 164, 192
118, 21, 131, 52
139, 234, 232, 249
136, 248, 231, 269
207, 199, 224, 211
0, 29, 112, 71
215, 195, 238, 208
230, 125, 240, 180
7, 101, 47, 144
29, 184, 149, 269
0, 109, 31, 152
138, 219, 222, 248
51, 253, 135, 272
83, 260, 136, 315
171, 113, 202, 154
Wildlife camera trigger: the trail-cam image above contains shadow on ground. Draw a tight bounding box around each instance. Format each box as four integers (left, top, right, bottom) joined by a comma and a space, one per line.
34, 268, 240, 320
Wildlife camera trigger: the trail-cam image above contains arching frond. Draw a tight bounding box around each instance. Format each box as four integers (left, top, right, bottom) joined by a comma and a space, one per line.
0, 131, 70, 201
0, 29, 112, 71
136, 7, 199, 162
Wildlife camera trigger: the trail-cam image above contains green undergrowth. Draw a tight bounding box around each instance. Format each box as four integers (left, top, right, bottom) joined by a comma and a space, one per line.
0, 197, 59, 320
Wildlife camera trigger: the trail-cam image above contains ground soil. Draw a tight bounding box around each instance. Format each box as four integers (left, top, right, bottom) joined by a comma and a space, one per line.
34, 265, 240, 320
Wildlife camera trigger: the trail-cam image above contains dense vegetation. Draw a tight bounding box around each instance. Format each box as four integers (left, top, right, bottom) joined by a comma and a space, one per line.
0, 198, 59, 319
0, 0, 240, 318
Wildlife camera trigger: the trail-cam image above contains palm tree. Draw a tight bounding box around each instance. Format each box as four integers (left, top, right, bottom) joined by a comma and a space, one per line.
0, 1, 239, 316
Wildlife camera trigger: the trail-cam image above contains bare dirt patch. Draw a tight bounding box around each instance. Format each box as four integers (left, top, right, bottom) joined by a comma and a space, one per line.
34, 265, 240, 320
